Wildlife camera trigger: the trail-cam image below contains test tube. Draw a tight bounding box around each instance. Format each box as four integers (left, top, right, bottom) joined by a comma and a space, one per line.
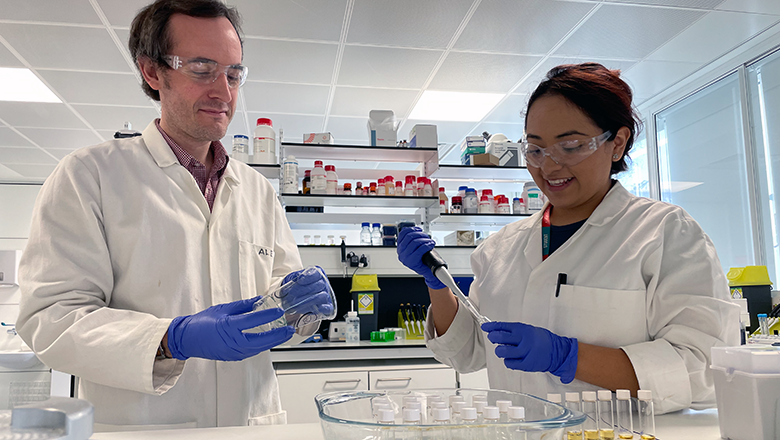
758, 313, 769, 336
565, 392, 583, 440
581, 392, 599, 440
597, 390, 615, 440
637, 390, 656, 440
615, 390, 633, 439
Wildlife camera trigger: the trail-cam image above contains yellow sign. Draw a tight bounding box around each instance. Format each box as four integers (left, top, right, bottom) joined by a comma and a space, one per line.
730, 287, 743, 299
358, 293, 374, 314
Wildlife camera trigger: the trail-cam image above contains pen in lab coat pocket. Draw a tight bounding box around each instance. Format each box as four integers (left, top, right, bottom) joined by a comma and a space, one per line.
555, 273, 567, 297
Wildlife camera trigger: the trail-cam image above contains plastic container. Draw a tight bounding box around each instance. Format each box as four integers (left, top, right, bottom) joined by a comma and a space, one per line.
438, 187, 448, 213
345, 311, 360, 345
377, 178, 386, 196
458, 186, 467, 199
451, 196, 462, 214
316, 388, 586, 440
405, 176, 416, 197
479, 195, 492, 214
395, 180, 403, 196
483, 189, 495, 212
463, 188, 478, 214
360, 223, 372, 246
384, 176, 395, 196
253, 118, 276, 164
371, 223, 382, 246
232, 134, 249, 162
497, 196, 511, 214
311, 161, 327, 194
711, 345, 780, 440
523, 182, 545, 212
282, 155, 298, 194
422, 178, 433, 197
325, 165, 338, 195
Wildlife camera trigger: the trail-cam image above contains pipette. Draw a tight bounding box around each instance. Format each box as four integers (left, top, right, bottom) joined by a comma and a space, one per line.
422, 250, 491, 325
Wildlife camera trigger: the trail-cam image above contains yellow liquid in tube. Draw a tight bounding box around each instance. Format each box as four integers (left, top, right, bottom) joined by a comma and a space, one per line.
599, 429, 615, 439
567, 430, 583, 440
584, 430, 599, 440
618, 435, 634, 439
640, 436, 655, 440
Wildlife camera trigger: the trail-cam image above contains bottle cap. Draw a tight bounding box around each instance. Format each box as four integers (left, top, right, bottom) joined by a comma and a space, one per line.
406, 175, 416, 184
500, 196, 510, 204
565, 392, 580, 403
582, 391, 597, 402
637, 390, 652, 401
325, 165, 335, 171
513, 197, 520, 201
432, 408, 450, 422
474, 401, 487, 413
377, 408, 395, 423
480, 195, 489, 202
431, 401, 447, 410
451, 401, 466, 414
385, 175, 394, 182
402, 408, 420, 423
233, 134, 249, 139
404, 401, 422, 411
597, 390, 612, 401
758, 313, 768, 318
449, 395, 465, 405
484, 406, 499, 419
373, 223, 381, 228
546, 393, 562, 403
314, 160, 323, 167
396, 180, 403, 187
466, 188, 476, 193
402, 396, 418, 405
461, 407, 477, 421
344, 183, 352, 189
370, 182, 377, 188
347, 311, 357, 318
378, 178, 385, 185
285, 155, 295, 160
373, 402, 391, 415
256, 118, 273, 127
508, 406, 525, 420
305, 170, 311, 176
496, 400, 512, 412
458, 186, 468, 191
362, 222, 370, 227
616, 390, 631, 400
439, 186, 445, 192
451, 196, 462, 203
484, 189, 493, 195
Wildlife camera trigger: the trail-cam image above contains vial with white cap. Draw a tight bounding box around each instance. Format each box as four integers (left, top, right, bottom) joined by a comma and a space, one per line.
461, 407, 477, 424
474, 401, 487, 423
483, 405, 500, 423
402, 408, 421, 425
451, 401, 466, 424
637, 390, 655, 440
581, 391, 598, 440
565, 392, 583, 440
432, 407, 450, 425
508, 406, 527, 440
377, 408, 395, 425
615, 390, 633, 439
597, 390, 615, 439
496, 400, 512, 423
546, 393, 562, 418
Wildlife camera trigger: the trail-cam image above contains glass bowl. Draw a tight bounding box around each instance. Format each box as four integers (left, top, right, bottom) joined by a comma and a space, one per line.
316, 388, 586, 440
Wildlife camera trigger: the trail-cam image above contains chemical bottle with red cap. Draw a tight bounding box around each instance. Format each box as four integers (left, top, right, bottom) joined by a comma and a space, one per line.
310, 160, 327, 194
253, 118, 276, 164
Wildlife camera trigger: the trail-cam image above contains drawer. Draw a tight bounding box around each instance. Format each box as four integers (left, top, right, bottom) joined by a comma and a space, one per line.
369, 367, 456, 391
277, 370, 368, 424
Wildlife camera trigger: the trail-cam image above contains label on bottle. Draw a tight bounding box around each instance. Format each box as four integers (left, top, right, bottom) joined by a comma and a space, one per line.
311, 175, 327, 191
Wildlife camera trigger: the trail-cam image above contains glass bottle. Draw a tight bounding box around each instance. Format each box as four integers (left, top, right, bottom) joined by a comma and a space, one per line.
565, 392, 583, 440
597, 390, 615, 440
463, 189, 478, 214
302, 170, 311, 194
496, 400, 511, 423
616, 390, 633, 439
360, 222, 372, 246
582, 391, 599, 440
355, 181, 363, 196
637, 390, 656, 440
369, 182, 377, 196
450, 196, 462, 214
507, 406, 527, 440
343, 182, 352, 195
439, 187, 448, 213
385, 176, 395, 195
371, 223, 382, 246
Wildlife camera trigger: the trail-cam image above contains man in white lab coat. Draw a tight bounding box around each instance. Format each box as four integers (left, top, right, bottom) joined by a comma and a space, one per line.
16, 0, 327, 431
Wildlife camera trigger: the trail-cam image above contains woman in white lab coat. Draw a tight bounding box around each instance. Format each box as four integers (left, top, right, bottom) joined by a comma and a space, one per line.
398, 63, 739, 414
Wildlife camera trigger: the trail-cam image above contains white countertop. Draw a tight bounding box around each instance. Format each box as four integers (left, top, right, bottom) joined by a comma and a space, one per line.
90, 408, 721, 440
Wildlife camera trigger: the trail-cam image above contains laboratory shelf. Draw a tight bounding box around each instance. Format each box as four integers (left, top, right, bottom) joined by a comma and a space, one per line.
280, 142, 438, 163
248, 163, 281, 179
285, 213, 421, 229
281, 194, 438, 208
432, 164, 532, 181
430, 213, 530, 231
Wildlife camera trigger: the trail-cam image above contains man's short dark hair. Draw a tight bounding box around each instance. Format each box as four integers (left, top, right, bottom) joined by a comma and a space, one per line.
129, 0, 243, 101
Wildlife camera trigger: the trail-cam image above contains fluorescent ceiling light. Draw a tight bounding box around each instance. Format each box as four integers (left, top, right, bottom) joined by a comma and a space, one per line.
0, 68, 61, 103
409, 90, 504, 122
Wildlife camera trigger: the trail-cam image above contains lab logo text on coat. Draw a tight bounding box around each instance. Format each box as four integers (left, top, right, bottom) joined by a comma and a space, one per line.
258, 247, 274, 258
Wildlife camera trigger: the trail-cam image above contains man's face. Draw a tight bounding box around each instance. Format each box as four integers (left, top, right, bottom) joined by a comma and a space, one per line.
157, 14, 242, 144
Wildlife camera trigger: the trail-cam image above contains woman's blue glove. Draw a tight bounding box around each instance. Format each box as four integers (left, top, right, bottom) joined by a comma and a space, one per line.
396, 227, 446, 290
167, 297, 294, 362
481, 321, 579, 384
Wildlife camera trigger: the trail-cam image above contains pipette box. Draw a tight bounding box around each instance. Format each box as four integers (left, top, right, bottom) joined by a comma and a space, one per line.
710, 345, 780, 440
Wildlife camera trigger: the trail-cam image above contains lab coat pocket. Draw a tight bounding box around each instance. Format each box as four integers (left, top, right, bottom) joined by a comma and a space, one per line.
248, 410, 287, 425
238, 240, 274, 300
550, 284, 647, 348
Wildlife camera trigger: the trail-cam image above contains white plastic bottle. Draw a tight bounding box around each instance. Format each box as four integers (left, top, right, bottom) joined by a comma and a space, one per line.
463, 188, 478, 214
523, 182, 544, 212
282, 155, 298, 194
252, 118, 276, 164
231, 134, 249, 162
310, 160, 327, 194
360, 222, 372, 246
497, 196, 511, 214
479, 195, 491, 213
371, 223, 382, 246
345, 310, 360, 344
325, 165, 338, 195
404, 176, 416, 197
422, 178, 433, 197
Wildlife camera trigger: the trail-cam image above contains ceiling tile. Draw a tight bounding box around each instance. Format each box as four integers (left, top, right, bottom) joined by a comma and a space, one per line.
348, 0, 473, 49
17, 127, 103, 149
454, 0, 596, 54
429, 52, 542, 93
603, 0, 726, 7
230, 0, 346, 41
483, 94, 529, 123
647, 10, 780, 63
0, 103, 86, 129
325, 116, 371, 143
0, 0, 101, 24
247, 113, 324, 143
0, 147, 57, 164
38, 71, 149, 106
71, 105, 158, 131
622, 60, 701, 101
3, 163, 57, 179
0, 163, 23, 179
96, 0, 155, 28
1, 24, 131, 72
330, 87, 419, 117
242, 82, 330, 115
0, 128, 33, 147
555, 4, 706, 59
514, 57, 639, 95
0, 44, 23, 68
242, 39, 337, 85
398, 120, 475, 145
717, 0, 780, 14
338, 46, 442, 88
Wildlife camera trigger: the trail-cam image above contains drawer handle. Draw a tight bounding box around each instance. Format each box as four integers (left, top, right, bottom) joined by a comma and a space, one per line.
324, 379, 362, 385
376, 377, 412, 382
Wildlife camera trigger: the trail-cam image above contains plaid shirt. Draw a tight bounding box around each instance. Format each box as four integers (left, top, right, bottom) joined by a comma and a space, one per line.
155, 119, 229, 211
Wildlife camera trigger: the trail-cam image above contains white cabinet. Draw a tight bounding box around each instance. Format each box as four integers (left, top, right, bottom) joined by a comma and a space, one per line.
369, 367, 456, 391
276, 370, 368, 424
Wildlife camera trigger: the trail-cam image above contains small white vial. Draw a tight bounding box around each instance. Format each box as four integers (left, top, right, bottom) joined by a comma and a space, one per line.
616, 390, 633, 439
496, 400, 512, 423
432, 407, 450, 425
637, 390, 656, 440
461, 407, 477, 424
377, 408, 395, 425
598, 390, 615, 440
483, 406, 500, 423
403, 408, 421, 425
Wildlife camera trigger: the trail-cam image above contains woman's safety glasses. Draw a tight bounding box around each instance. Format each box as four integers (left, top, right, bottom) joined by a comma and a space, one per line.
163, 55, 248, 88
520, 131, 612, 168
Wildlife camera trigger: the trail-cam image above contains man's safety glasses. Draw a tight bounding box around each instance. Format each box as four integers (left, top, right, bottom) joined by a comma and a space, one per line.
520, 131, 612, 168
163, 55, 248, 89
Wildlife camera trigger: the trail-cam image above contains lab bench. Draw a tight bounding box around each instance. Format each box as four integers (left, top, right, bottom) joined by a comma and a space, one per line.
90, 408, 722, 439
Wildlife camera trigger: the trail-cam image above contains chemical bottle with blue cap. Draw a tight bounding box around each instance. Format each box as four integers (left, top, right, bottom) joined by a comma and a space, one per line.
360, 223, 372, 246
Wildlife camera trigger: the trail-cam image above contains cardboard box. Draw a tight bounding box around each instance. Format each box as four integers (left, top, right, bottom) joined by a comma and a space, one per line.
303, 132, 335, 144
460, 136, 486, 151
486, 141, 521, 167
409, 124, 437, 148
443, 230, 475, 246
368, 110, 397, 147
462, 153, 499, 166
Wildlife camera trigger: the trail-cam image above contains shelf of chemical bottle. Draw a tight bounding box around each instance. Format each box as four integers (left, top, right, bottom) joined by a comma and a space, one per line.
280, 142, 438, 163
248, 163, 281, 179
281, 193, 439, 208
248, 164, 422, 182
285, 213, 421, 230
429, 213, 531, 231
431, 164, 532, 181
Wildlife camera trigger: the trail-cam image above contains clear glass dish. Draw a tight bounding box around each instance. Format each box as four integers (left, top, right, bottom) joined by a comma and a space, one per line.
316, 388, 586, 440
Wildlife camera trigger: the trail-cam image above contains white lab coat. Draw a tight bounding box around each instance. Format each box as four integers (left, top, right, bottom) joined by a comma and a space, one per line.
17, 121, 303, 430
425, 182, 739, 414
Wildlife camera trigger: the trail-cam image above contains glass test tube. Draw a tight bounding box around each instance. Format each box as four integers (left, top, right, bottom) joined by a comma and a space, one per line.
758, 313, 769, 336
597, 390, 615, 440
581, 392, 599, 440
565, 392, 583, 440
615, 390, 633, 439
637, 390, 656, 440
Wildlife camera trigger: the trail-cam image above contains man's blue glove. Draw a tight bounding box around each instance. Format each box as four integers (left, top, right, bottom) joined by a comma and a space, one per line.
481, 321, 579, 384
167, 297, 294, 361
397, 227, 446, 290
275, 266, 336, 328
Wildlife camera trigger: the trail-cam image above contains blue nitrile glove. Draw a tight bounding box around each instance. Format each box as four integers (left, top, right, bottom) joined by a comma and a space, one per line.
481, 321, 579, 384
277, 266, 336, 327
397, 227, 446, 290
167, 297, 294, 362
